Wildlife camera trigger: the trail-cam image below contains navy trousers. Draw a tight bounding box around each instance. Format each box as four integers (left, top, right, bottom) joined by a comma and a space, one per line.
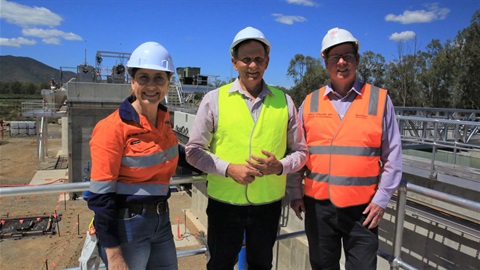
206, 198, 282, 270
304, 196, 378, 270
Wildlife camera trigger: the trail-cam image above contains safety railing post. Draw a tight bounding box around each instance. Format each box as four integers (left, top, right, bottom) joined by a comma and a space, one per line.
429, 122, 438, 179
391, 179, 408, 270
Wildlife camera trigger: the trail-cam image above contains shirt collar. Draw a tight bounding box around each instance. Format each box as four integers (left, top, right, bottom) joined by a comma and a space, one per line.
324, 79, 365, 97
229, 78, 273, 98
118, 96, 167, 124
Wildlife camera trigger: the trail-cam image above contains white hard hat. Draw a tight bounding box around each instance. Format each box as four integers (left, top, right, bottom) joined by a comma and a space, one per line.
321, 27, 359, 57
230, 26, 271, 56
127, 41, 175, 76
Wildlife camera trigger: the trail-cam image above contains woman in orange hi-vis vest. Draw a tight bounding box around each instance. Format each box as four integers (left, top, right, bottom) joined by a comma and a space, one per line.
287, 28, 403, 270
87, 41, 199, 270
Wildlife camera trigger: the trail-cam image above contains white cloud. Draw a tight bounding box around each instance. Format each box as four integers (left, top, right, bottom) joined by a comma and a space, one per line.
385, 3, 450, 24
43, 37, 61, 45
285, 0, 317, 7
22, 28, 83, 42
0, 0, 83, 46
0, 37, 36, 47
272, 14, 307, 25
389, 31, 416, 42
0, 0, 62, 27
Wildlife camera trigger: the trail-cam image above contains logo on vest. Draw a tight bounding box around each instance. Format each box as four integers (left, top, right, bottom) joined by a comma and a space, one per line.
356, 114, 367, 119
308, 112, 333, 118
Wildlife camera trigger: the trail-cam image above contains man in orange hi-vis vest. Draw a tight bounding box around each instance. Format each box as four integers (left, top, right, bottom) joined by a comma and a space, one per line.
287, 27, 403, 270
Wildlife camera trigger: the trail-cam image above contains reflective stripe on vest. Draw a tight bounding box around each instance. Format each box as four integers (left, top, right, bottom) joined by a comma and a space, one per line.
303, 84, 387, 207
121, 145, 178, 168
207, 83, 288, 205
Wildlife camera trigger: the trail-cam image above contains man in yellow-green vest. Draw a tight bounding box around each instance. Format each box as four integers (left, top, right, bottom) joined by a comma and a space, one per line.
186, 26, 308, 270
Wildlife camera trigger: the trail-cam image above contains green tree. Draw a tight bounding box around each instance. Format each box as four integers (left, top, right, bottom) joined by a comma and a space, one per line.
416, 40, 453, 108
384, 61, 403, 106
287, 54, 329, 107
358, 51, 386, 88
287, 54, 307, 85
11, 81, 23, 95
452, 10, 480, 109
25, 82, 38, 95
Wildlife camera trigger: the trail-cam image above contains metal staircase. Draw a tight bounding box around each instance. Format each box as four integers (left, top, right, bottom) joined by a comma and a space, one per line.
166, 75, 184, 106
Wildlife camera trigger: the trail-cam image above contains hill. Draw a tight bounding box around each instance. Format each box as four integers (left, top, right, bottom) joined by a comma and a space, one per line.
0, 55, 75, 84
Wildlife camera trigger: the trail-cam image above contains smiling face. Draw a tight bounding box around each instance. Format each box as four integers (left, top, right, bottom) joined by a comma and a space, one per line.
324, 43, 359, 88
130, 68, 170, 107
232, 40, 269, 93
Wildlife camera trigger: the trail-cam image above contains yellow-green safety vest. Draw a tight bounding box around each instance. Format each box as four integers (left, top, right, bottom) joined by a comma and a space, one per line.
207, 83, 288, 205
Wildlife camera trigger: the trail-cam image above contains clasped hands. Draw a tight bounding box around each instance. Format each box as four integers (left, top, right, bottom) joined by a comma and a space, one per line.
226, 150, 283, 185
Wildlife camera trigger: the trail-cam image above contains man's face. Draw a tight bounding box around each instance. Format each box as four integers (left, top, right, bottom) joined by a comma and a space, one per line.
324, 43, 359, 84
232, 40, 269, 90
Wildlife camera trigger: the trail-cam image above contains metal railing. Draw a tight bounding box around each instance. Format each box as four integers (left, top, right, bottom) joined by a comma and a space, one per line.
398, 115, 480, 146
398, 115, 480, 180
395, 107, 480, 121
1, 175, 479, 270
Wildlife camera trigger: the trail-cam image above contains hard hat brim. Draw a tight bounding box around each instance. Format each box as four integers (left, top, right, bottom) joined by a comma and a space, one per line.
230, 38, 271, 56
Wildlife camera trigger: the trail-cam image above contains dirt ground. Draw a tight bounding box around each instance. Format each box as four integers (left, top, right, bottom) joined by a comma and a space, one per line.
0, 123, 207, 270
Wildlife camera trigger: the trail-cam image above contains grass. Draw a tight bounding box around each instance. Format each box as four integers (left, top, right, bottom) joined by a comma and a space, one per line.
0, 94, 43, 99
0, 96, 39, 121
0, 140, 9, 146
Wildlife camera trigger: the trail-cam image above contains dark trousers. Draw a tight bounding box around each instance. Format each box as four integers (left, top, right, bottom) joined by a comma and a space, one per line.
304, 196, 378, 270
206, 198, 282, 270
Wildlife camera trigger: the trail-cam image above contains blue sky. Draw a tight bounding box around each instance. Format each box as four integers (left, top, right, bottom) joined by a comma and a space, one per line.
1, 0, 478, 88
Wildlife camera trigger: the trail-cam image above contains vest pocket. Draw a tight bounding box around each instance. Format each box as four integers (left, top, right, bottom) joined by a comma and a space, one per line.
126, 139, 158, 155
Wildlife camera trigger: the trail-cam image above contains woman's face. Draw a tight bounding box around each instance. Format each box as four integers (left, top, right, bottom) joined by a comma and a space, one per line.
130, 68, 170, 106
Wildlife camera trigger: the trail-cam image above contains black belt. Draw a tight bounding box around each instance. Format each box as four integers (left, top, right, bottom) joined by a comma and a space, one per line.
118, 201, 169, 216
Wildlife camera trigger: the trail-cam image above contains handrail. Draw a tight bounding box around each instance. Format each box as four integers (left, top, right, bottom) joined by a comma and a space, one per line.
0, 175, 206, 197
1, 176, 479, 270
397, 115, 480, 179
384, 180, 480, 270
395, 107, 480, 121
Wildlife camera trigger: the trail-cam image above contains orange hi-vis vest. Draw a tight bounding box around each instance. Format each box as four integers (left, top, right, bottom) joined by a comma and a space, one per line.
303, 84, 387, 207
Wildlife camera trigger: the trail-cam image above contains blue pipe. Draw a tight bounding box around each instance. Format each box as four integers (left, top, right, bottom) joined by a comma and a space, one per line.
237, 232, 247, 270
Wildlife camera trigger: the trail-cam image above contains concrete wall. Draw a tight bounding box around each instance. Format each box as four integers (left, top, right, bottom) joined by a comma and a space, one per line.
66, 82, 131, 183
61, 117, 68, 156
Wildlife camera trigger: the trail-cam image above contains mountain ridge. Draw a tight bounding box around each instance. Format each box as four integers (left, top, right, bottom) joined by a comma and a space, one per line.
0, 55, 76, 84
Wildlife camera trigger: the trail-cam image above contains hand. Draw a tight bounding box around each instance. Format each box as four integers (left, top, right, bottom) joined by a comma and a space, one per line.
362, 202, 385, 229
246, 150, 283, 176
226, 163, 263, 185
290, 199, 305, 220
105, 246, 129, 270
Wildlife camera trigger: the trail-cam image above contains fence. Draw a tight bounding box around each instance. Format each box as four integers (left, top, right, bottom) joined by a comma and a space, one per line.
1, 175, 479, 270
